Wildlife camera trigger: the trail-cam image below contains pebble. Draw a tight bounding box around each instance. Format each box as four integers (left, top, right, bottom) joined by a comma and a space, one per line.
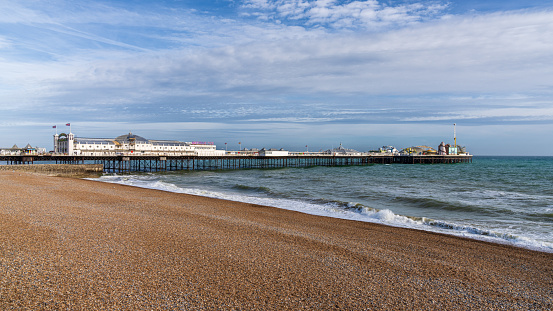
1, 171, 552, 309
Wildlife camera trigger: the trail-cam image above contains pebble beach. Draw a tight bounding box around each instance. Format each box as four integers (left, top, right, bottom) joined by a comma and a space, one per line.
1, 170, 552, 309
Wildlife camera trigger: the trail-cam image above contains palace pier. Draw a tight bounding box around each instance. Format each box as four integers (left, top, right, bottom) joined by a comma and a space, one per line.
0, 154, 472, 174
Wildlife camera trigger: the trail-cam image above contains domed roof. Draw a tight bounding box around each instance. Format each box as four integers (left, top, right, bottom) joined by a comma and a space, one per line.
114, 132, 149, 143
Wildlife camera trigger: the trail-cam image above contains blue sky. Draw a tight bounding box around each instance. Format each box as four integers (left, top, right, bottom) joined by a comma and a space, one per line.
1, 0, 552, 155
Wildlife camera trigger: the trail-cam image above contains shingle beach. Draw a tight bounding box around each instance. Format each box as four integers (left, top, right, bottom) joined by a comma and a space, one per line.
1, 171, 552, 309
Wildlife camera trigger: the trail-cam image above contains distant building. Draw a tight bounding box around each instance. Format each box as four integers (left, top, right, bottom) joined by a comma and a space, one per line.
438, 142, 447, 155
0, 144, 21, 155
228, 148, 259, 156
324, 143, 362, 156
22, 143, 37, 155
400, 145, 438, 155
439, 143, 462, 155
54, 132, 225, 156
378, 146, 399, 154
259, 148, 289, 157
0, 144, 45, 155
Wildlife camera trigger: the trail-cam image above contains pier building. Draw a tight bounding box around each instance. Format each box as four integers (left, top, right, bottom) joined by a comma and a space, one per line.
1, 144, 45, 155
54, 132, 225, 156
259, 148, 289, 157
324, 143, 363, 156
0, 145, 22, 156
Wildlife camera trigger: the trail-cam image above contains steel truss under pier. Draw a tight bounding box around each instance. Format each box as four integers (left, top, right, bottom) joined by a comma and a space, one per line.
1, 154, 472, 173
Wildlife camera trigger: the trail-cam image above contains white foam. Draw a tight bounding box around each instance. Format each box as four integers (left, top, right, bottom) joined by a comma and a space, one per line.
90, 175, 553, 253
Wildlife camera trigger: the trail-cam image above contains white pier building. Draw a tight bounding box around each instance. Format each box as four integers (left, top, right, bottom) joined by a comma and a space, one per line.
54, 132, 225, 156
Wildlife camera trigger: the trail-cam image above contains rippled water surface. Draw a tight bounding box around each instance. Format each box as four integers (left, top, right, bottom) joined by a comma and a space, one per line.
95, 156, 553, 252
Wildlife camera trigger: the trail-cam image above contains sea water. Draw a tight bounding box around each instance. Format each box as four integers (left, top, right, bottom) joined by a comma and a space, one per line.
93, 156, 553, 253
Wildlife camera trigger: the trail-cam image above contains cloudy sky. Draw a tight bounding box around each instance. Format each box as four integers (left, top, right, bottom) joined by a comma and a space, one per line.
1, 0, 552, 155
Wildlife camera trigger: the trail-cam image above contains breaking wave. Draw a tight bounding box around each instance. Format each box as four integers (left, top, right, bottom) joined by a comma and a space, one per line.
92, 173, 553, 253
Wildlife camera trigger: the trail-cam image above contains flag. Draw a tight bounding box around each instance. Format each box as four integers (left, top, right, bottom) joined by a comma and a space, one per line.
52, 125, 56, 128
66, 123, 70, 126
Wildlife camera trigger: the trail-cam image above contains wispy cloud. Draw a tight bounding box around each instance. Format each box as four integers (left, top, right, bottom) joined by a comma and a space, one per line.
402, 106, 553, 122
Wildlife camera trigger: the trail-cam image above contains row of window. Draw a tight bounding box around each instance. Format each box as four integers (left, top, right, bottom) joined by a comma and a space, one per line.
74, 144, 197, 150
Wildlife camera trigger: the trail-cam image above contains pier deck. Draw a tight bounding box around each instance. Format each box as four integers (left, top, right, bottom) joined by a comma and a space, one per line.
1, 154, 472, 173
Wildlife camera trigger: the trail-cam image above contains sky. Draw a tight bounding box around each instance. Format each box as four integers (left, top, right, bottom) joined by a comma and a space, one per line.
1, 0, 553, 155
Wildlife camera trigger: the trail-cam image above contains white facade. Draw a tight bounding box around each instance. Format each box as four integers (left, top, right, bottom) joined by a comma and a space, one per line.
0, 146, 21, 155
190, 143, 226, 156
259, 148, 289, 157
1, 144, 46, 155
54, 132, 224, 156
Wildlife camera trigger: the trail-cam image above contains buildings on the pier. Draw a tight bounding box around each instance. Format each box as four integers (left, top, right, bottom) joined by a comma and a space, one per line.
324, 143, 363, 156
0, 144, 46, 155
54, 132, 225, 156
0, 128, 469, 157
372, 146, 399, 155
259, 148, 289, 157
400, 143, 467, 156
437, 142, 466, 155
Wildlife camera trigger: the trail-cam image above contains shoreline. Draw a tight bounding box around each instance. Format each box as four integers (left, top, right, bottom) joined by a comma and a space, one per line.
86, 176, 552, 254
93, 173, 553, 254
1, 170, 552, 309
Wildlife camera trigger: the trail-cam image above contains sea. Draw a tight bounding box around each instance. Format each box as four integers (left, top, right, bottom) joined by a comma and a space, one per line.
91, 156, 553, 253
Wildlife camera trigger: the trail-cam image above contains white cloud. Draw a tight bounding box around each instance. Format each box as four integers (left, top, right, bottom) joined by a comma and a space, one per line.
3, 7, 553, 126
246, 117, 343, 122
0, 36, 11, 49
402, 106, 553, 122
0, 1, 53, 24
1, 1, 553, 154
0, 0, 157, 26
241, 0, 448, 29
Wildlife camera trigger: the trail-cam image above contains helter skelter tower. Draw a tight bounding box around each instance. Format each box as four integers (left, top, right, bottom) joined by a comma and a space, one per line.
453, 123, 457, 148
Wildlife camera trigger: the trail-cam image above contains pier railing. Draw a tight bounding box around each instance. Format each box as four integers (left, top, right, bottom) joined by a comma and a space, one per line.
1, 154, 472, 173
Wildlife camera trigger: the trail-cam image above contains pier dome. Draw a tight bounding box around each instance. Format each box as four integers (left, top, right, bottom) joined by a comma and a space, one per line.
114, 132, 149, 143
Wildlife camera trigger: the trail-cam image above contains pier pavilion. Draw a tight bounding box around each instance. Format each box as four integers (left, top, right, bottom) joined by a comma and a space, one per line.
54, 132, 225, 157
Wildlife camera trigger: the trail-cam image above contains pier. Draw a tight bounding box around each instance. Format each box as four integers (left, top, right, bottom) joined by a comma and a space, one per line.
1, 154, 472, 174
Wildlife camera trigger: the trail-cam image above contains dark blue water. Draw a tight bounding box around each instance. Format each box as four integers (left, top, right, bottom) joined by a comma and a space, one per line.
95, 156, 553, 252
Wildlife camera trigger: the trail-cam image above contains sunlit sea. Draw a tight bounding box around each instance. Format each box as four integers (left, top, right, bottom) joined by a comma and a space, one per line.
92, 156, 553, 252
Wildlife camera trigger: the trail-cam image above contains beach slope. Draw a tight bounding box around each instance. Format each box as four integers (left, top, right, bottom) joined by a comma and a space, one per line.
1, 171, 552, 309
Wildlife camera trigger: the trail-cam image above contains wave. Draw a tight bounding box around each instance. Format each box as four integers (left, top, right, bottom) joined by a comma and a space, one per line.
90, 174, 553, 253
391, 196, 500, 215
391, 195, 523, 218
232, 184, 273, 194
389, 190, 553, 222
